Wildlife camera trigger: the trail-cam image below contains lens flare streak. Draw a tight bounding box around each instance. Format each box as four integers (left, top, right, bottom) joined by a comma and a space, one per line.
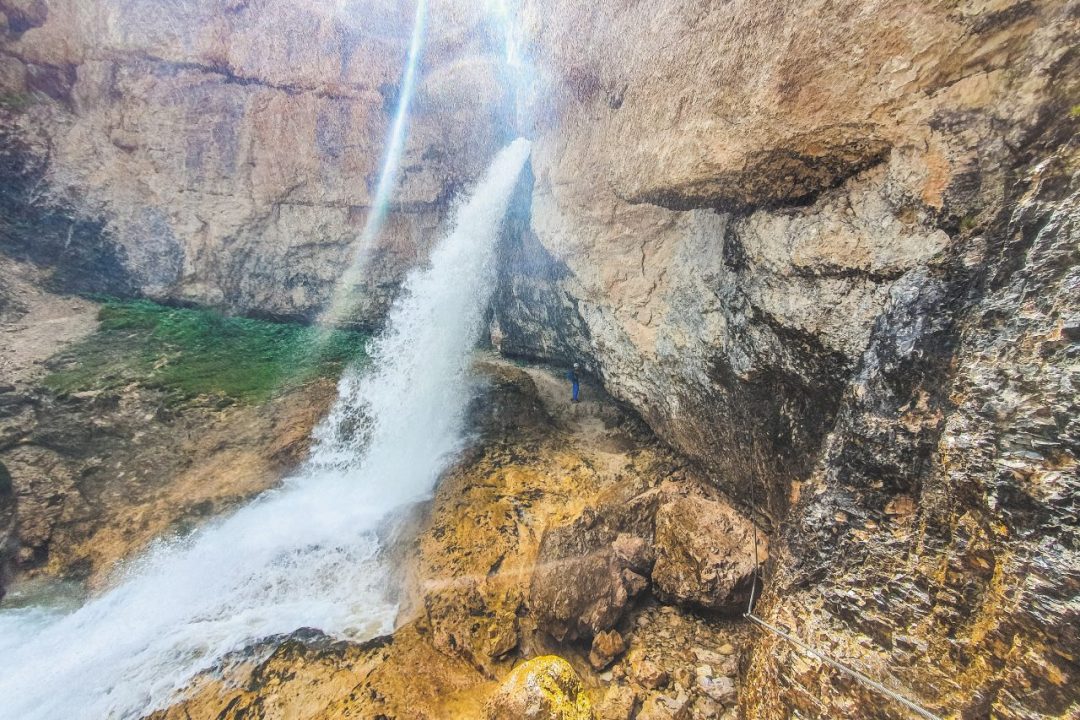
321, 0, 429, 328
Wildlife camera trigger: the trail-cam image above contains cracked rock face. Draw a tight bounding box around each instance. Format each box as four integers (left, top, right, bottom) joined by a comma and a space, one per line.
744, 139, 1080, 720
495, 0, 1077, 520
492, 0, 1079, 717
0, 0, 512, 325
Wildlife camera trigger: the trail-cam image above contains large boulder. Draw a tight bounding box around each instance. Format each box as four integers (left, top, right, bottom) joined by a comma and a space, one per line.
529, 489, 659, 641
652, 495, 767, 613
485, 656, 595, 720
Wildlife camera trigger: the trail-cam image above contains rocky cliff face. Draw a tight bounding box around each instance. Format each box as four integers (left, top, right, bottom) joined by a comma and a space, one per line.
495, 0, 1076, 520
488, 0, 1079, 717
0, 0, 512, 325
2, 1, 1076, 718
743, 134, 1079, 720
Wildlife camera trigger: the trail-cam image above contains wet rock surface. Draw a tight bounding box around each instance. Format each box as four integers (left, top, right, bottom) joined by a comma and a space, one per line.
147, 625, 486, 720
0, 458, 14, 598
157, 358, 761, 718
0, 377, 335, 588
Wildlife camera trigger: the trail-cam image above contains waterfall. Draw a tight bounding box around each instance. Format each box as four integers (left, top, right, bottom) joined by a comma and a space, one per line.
0, 138, 532, 720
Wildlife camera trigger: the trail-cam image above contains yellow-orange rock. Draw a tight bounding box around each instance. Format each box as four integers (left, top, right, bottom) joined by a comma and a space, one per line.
484, 655, 595, 720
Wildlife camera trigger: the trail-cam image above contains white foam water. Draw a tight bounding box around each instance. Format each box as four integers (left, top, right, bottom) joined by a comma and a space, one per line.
0, 138, 531, 720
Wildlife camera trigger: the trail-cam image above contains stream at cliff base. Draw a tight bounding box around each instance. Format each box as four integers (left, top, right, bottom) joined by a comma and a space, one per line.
0, 139, 532, 720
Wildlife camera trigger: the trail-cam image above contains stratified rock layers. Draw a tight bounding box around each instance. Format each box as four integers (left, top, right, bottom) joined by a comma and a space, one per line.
0, 0, 512, 325
490, 1, 1079, 717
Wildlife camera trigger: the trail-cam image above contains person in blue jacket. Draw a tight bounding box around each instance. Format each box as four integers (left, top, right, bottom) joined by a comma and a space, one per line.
567, 362, 580, 403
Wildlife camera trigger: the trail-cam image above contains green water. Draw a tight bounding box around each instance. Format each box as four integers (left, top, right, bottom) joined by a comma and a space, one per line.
44, 299, 370, 404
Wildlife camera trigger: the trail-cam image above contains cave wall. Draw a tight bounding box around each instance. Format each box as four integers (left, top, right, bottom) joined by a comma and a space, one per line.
495, 0, 1076, 516
491, 0, 1079, 716
0, 0, 513, 325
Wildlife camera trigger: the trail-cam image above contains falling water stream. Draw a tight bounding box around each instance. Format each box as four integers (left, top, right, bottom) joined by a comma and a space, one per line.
0, 138, 531, 720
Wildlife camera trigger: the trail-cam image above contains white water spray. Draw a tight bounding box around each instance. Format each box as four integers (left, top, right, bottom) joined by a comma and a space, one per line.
0, 138, 531, 720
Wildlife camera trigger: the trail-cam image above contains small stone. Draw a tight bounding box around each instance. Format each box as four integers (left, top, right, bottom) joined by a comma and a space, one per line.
590, 629, 627, 670
691, 647, 722, 665
633, 659, 669, 690
717, 643, 735, 656
696, 675, 736, 704
637, 690, 690, 720
612, 533, 650, 570
636, 701, 670, 720
622, 569, 649, 596
597, 684, 638, 720
485, 656, 593, 720
485, 618, 519, 658
689, 696, 723, 720
673, 665, 693, 689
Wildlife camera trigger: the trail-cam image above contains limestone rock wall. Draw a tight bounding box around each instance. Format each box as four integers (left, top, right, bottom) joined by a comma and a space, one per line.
490, 0, 1080, 717
0, 0, 512, 325
495, 0, 1077, 517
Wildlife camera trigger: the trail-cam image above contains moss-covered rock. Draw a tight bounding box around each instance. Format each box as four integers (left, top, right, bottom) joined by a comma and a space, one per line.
485, 656, 594, 720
